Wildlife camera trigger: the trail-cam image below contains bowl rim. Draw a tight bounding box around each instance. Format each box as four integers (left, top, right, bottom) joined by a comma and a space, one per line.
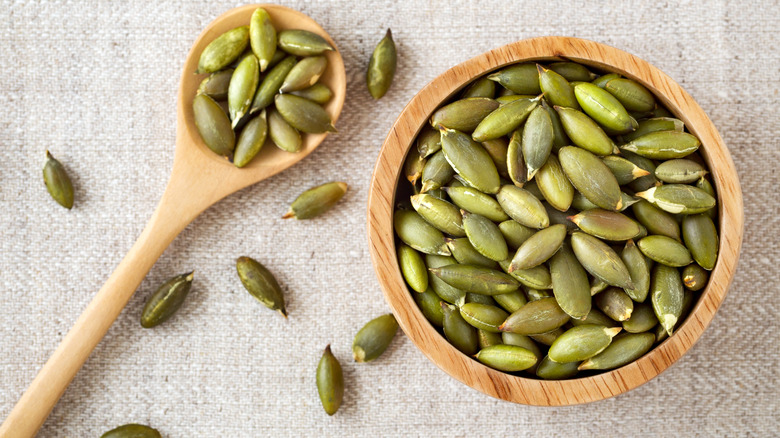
366, 36, 744, 406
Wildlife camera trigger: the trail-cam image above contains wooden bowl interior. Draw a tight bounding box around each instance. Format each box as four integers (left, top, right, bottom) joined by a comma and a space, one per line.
367, 37, 744, 406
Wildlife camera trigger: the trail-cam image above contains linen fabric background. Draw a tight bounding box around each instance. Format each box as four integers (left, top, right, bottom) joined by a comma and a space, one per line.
0, 0, 777, 436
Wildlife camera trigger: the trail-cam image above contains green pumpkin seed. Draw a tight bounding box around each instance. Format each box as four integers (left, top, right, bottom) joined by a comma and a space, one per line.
590, 277, 609, 296
522, 178, 545, 200
651, 264, 684, 336
475, 345, 538, 372
621, 239, 651, 302
493, 291, 527, 313
621, 117, 685, 143
275, 94, 336, 133
595, 287, 634, 321
43, 151, 74, 209
460, 303, 509, 332
267, 107, 302, 153
496, 94, 534, 104
632, 199, 681, 240
410, 194, 464, 236
426, 254, 466, 305
578, 332, 655, 370
430, 264, 518, 295
620, 193, 641, 212
621, 131, 700, 159
228, 53, 260, 126
481, 138, 510, 179
430, 98, 499, 132
472, 96, 540, 142
499, 259, 552, 290
366, 29, 396, 99
398, 243, 428, 293
487, 63, 541, 94
637, 235, 693, 267
233, 110, 267, 167
621, 150, 661, 192
559, 146, 622, 211
682, 263, 708, 291
421, 150, 455, 193
571, 232, 634, 289
394, 210, 449, 255
695, 177, 718, 220
622, 302, 658, 333
571, 192, 598, 211
353, 314, 398, 362
568, 209, 642, 241
417, 125, 442, 158
478, 329, 504, 348
197, 26, 250, 74
573, 82, 637, 134
249, 8, 276, 71
317, 345, 344, 416
572, 308, 618, 327
604, 78, 655, 112
442, 302, 479, 355
506, 129, 527, 186
549, 62, 595, 82
602, 155, 650, 185
538, 64, 579, 109
140, 272, 194, 328
250, 55, 296, 113
637, 184, 715, 215
462, 77, 496, 98
556, 107, 615, 156
535, 155, 574, 212
654, 159, 708, 183
509, 224, 567, 271
446, 238, 499, 268
462, 211, 508, 261
530, 327, 565, 346
193, 93, 235, 158
443, 186, 508, 221
591, 73, 620, 88
548, 325, 622, 363
280, 55, 328, 93
100, 424, 161, 438
496, 185, 549, 229
498, 220, 536, 249
278, 29, 334, 56
682, 214, 719, 270
541, 99, 570, 152
467, 293, 498, 306
290, 83, 334, 104
524, 288, 553, 301
236, 256, 287, 317
536, 355, 580, 379
522, 106, 554, 180
414, 287, 444, 327
501, 332, 542, 372
499, 297, 570, 335
283, 182, 347, 220
440, 128, 501, 194
198, 69, 233, 100
549, 243, 592, 320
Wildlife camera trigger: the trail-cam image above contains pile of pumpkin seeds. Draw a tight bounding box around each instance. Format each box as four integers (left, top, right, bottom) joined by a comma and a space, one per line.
395, 61, 719, 379
193, 8, 337, 167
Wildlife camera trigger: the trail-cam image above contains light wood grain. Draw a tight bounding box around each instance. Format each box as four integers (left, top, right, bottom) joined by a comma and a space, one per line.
367, 36, 743, 406
0, 5, 345, 437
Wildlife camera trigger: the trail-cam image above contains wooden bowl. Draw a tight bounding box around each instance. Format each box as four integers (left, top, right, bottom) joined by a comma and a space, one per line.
367, 36, 743, 405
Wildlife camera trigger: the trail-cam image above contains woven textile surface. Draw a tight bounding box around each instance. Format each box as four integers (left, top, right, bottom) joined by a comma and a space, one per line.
0, 0, 777, 436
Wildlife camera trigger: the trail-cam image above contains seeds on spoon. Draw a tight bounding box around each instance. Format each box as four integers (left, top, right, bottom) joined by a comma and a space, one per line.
193, 93, 235, 158
280, 55, 328, 93
233, 110, 268, 168
275, 94, 337, 133
278, 29, 334, 56
249, 8, 276, 71
196, 26, 249, 74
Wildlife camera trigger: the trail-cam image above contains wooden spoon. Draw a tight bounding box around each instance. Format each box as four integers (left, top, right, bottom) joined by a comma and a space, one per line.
0, 5, 345, 436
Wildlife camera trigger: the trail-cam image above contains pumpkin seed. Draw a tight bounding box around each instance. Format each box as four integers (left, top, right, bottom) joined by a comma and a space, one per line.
278, 29, 334, 56
442, 302, 479, 355
446, 238, 499, 269
462, 211, 508, 261
604, 78, 655, 112
233, 110, 267, 167
651, 264, 684, 336
530, 327, 565, 346
655, 159, 708, 183
571, 232, 634, 289
556, 106, 615, 156
535, 155, 574, 212
197, 26, 249, 74
227, 53, 260, 126
622, 150, 661, 192
366, 29, 396, 99
536, 355, 580, 379
290, 83, 333, 104
236, 256, 287, 317
267, 107, 302, 153
622, 302, 658, 333
636, 184, 715, 215
621, 239, 651, 302
140, 272, 194, 328
559, 146, 622, 210
478, 329, 504, 348
571, 308, 618, 327
591, 73, 620, 88
398, 243, 428, 293
475, 345, 538, 372
499, 259, 553, 290
411, 194, 464, 236
578, 332, 655, 370
682, 214, 719, 270
549, 62, 595, 82
602, 155, 650, 185
522, 106, 554, 180
573, 82, 637, 134
460, 303, 509, 332
595, 287, 634, 321
493, 291, 528, 313
695, 176, 718, 220
590, 277, 609, 296
429, 264, 518, 295
426, 254, 466, 305
481, 138, 510, 179
421, 150, 455, 192
280, 55, 328, 93
487, 63, 541, 94
549, 243, 592, 320
498, 220, 536, 249
568, 209, 641, 241
283, 182, 347, 220
417, 125, 442, 158
443, 186, 508, 221
43, 151, 74, 209
501, 332, 542, 372
440, 128, 501, 194
548, 325, 621, 363
472, 96, 540, 142
193, 93, 235, 158
499, 297, 570, 335
353, 314, 398, 362
462, 77, 496, 99
638, 235, 693, 267
538, 64, 579, 109
506, 129, 527, 186
496, 185, 549, 229
100, 424, 161, 438
508, 224, 567, 271
632, 199, 681, 240
250, 55, 296, 113
414, 287, 444, 327
621, 117, 685, 143
198, 69, 233, 100
275, 94, 336, 133
467, 293, 497, 306
317, 345, 344, 416
621, 131, 700, 159
249, 8, 276, 71
542, 99, 570, 151
682, 263, 708, 291
430, 98, 499, 132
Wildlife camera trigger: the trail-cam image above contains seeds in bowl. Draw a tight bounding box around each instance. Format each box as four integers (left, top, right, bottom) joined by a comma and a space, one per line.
392, 61, 719, 379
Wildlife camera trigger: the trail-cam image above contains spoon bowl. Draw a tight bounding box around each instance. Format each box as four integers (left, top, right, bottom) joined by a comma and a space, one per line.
0, 5, 345, 436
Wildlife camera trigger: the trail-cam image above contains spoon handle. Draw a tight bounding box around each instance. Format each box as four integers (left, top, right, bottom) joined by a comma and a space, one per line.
0, 190, 196, 437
